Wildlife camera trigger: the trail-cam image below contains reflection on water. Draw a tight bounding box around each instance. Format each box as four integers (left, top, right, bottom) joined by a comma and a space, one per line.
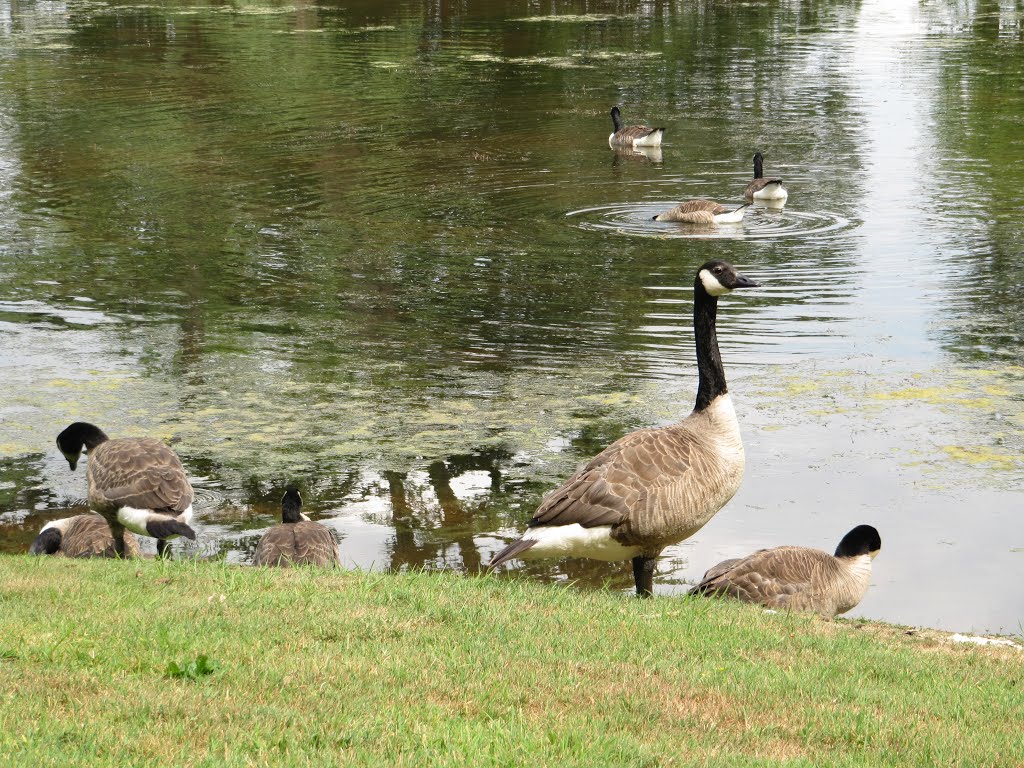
0, 0, 1022, 634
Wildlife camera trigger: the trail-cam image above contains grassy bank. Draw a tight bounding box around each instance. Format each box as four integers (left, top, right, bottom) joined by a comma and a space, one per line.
0, 557, 1021, 767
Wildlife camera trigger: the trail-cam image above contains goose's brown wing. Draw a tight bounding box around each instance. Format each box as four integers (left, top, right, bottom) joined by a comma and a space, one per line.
529, 427, 695, 536
254, 522, 338, 567
672, 199, 728, 214
656, 210, 717, 225
691, 546, 838, 608
612, 125, 660, 144
654, 200, 726, 223
62, 514, 142, 558
744, 177, 783, 200
89, 438, 193, 513
696, 556, 746, 583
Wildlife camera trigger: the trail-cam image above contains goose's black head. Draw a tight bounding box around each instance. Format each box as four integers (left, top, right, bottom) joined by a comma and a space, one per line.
281, 486, 305, 524
695, 260, 760, 298
835, 525, 882, 559
55, 422, 109, 471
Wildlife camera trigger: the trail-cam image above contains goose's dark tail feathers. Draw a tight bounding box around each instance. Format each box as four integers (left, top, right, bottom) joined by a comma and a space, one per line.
488, 538, 538, 569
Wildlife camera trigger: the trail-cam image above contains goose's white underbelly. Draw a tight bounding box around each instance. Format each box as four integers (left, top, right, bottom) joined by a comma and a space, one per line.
519, 524, 642, 562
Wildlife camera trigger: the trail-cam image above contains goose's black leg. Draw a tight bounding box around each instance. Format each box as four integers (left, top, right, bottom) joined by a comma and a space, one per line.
156, 538, 169, 558
107, 520, 127, 559
632, 555, 657, 598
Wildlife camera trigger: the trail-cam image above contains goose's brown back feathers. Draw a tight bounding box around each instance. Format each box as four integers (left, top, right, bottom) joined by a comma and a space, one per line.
253, 521, 339, 568
653, 199, 729, 224
690, 544, 876, 617
529, 407, 744, 553
744, 177, 785, 201
87, 438, 194, 515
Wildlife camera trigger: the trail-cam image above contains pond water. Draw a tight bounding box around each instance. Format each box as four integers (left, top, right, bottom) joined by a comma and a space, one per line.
0, 0, 1021, 634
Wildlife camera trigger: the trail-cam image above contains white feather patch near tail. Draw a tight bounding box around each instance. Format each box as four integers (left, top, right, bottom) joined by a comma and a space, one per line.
116, 506, 153, 536
752, 182, 788, 202
518, 524, 642, 562
632, 129, 664, 148
712, 207, 747, 224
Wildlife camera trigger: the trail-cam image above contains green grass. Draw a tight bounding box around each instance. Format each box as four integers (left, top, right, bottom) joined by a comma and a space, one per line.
0, 557, 1021, 767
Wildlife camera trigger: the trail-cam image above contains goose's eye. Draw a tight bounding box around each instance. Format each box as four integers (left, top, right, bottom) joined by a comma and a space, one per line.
713, 266, 723, 274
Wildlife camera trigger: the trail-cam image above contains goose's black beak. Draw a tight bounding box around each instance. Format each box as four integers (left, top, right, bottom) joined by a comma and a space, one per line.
67, 458, 78, 471
732, 274, 759, 289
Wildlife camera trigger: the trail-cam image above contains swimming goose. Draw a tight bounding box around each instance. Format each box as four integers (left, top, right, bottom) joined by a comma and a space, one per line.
653, 200, 749, 225
689, 524, 882, 617
744, 152, 787, 203
29, 514, 142, 558
253, 487, 340, 568
608, 106, 664, 149
489, 260, 759, 597
55, 422, 196, 558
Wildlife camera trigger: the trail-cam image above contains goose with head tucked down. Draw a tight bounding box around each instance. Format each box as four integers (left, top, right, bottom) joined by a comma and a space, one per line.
689, 525, 882, 617
55, 422, 196, 558
29, 513, 142, 558
653, 199, 749, 225
744, 152, 788, 203
608, 106, 664, 149
253, 487, 340, 568
489, 260, 760, 597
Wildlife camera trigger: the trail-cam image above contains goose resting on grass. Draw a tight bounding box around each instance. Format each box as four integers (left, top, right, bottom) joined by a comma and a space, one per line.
689, 525, 882, 617
253, 487, 340, 568
29, 513, 142, 558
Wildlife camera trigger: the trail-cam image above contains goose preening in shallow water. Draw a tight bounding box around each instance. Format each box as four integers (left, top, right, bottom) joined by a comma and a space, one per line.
489, 260, 759, 597
744, 152, 787, 203
29, 514, 142, 558
56, 422, 196, 558
253, 487, 340, 568
608, 106, 664, 149
689, 525, 882, 617
653, 199, 749, 225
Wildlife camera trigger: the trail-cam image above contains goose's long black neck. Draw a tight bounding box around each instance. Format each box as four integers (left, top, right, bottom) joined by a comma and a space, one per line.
753, 155, 764, 180
611, 109, 623, 131
693, 287, 727, 412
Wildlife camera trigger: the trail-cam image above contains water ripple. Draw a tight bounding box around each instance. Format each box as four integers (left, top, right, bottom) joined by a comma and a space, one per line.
566, 202, 856, 241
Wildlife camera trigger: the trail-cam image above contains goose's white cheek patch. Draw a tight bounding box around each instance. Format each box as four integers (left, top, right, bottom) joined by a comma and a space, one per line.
699, 269, 731, 296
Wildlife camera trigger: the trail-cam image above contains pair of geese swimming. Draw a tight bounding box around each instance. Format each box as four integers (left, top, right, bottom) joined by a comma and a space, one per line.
609, 106, 789, 226
34, 260, 880, 617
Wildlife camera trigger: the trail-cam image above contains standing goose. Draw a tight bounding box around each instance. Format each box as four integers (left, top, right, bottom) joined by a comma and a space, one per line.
253, 487, 340, 567
55, 422, 196, 557
29, 514, 142, 558
744, 152, 788, 203
608, 106, 664, 149
653, 199, 749, 225
689, 525, 882, 617
489, 260, 759, 597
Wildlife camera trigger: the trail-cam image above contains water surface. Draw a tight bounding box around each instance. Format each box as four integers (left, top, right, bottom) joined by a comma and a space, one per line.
1, 0, 1022, 633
